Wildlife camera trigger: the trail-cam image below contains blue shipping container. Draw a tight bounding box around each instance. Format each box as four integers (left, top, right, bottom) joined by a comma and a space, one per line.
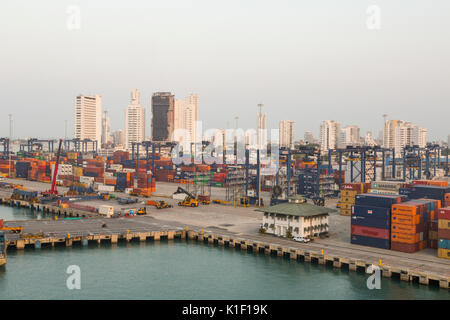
352, 205, 391, 220
351, 215, 391, 229
355, 194, 406, 208
351, 235, 391, 250
438, 239, 450, 249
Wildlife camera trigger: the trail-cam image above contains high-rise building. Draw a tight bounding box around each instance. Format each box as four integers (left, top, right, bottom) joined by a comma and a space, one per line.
151, 92, 175, 142
125, 89, 145, 150
184, 93, 198, 144
280, 120, 295, 148
383, 120, 403, 149
112, 130, 125, 147
384, 120, 427, 155
320, 120, 341, 154
341, 125, 361, 147
257, 104, 266, 150
101, 110, 112, 146
304, 131, 315, 144
74, 94, 102, 148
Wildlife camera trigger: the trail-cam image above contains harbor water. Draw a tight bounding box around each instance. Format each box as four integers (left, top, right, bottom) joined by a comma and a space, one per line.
1, 207, 450, 300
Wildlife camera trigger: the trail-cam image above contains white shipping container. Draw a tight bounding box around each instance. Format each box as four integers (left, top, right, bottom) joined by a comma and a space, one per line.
99, 185, 115, 192
125, 188, 133, 194
99, 205, 114, 218
80, 176, 95, 185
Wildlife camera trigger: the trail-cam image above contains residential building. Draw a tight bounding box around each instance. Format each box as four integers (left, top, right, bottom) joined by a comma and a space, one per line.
151, 92, 175, 142
258, 196, 334, 238
257, 107, 267, 150
280, 120, 295, 149
304, 131, 315, 144
74, 94, 102, 150
364, 131, 377, 146
384, 120, 427, 155
320, 120, 341, 154
112, 130, 125, 147
341, 125, 361, 147
125, 89, 145, 150
101, 110, 112, 146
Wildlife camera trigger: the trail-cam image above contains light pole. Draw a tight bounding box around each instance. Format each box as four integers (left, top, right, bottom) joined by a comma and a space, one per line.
8, 114, 12, 178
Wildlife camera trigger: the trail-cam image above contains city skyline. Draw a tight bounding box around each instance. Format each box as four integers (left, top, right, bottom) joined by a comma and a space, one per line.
1, 1, 449, 141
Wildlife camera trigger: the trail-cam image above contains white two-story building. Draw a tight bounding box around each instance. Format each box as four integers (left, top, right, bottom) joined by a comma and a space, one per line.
258, 196, 334, 238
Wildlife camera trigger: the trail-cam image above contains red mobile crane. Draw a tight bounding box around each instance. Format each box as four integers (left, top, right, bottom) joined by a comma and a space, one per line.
42, 138, 63, 196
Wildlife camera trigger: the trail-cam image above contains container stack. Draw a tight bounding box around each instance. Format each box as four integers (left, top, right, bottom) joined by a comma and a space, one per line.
0, 160, 15, 175
368, 181, 408, 195
428, 220, 439, 249
390, 199, 438, 253
116, 172, 134, 191
339, 183, 370, 216
113, 151, 129, 164
351, 194, 405, 249
445, 194, 450, 208
133, 170, 155, 197
438, 207, 450, 260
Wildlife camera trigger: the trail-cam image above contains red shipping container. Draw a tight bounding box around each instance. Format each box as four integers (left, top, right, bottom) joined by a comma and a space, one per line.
0, 219, 3, 229
391, 241, 422, 253
428, 239, 438, 249
438, 229, 450, 240
438, 208, 450, 220
351, 225, 390, 240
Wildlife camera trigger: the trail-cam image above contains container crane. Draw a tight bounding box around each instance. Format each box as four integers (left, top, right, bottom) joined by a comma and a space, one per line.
42, 138, 63, 196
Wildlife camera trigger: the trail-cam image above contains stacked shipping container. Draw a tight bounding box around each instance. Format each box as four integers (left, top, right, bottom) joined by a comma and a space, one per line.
351, 194, 405, 249
340, 183, 370, 216
438, 207, 450, 260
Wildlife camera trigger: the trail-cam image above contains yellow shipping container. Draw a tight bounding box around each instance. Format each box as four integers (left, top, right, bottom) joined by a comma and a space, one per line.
73, 167, 83, 177
340, 196, 356, 204
438, 219, 450, 230
438, 248, 450, 260
340, 203, 353, 210
341, 190, 357, 197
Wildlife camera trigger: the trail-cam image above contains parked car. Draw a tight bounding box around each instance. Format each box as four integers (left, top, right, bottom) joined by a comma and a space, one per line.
293, 236, 311, 243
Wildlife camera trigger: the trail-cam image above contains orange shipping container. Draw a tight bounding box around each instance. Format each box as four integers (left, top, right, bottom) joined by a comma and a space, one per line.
391, 213, 420, 226
391, 232, 422, 244
391, 223, 424, 234
391, 204, 418, 215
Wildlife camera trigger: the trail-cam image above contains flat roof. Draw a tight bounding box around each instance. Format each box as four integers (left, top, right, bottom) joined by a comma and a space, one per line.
256, 202, 336, 217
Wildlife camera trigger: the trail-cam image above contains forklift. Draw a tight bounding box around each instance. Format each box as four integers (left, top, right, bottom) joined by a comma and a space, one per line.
147, 200, 173, 209
174, 187, 199, 207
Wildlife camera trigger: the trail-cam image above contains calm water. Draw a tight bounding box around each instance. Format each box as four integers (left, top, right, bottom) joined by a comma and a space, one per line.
1, 207, 450, 300
0, 205, 54, 221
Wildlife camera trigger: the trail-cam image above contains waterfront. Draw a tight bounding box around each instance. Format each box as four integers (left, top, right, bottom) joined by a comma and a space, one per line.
1, 205, 450, 300
0, 205, 53, 221
1, 238, 449, 299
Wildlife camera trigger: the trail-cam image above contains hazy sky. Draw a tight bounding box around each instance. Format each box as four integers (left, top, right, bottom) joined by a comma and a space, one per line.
1, 0, 449, 141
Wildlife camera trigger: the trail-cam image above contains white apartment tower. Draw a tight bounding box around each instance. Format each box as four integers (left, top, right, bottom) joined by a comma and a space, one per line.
101, 110, 112, 146
280, 120, 295, 149
173, 94, 199, 150
257, 104, 267, 150
384, 120, 427, 156
74, 94, 102, 146
184, 93, 199, 144
320, 120, 341, 154
125, 89, 145, 151
341, 125, 361, 147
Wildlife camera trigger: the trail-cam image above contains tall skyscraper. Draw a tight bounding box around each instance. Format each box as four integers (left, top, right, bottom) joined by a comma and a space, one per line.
257, 104, 266, 150
125, 89, 145, 150
341, 125, 361, 147
320, 120, 341, 154
74, 94, 102, 147
184, 93, 199, 144
151, 92, 175, 142
280, 120, 295, 148
383, 120, 403, 149
101, 110, 112, 146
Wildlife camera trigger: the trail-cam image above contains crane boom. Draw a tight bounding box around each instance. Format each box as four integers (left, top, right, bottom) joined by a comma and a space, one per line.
50, 139, 63, 195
